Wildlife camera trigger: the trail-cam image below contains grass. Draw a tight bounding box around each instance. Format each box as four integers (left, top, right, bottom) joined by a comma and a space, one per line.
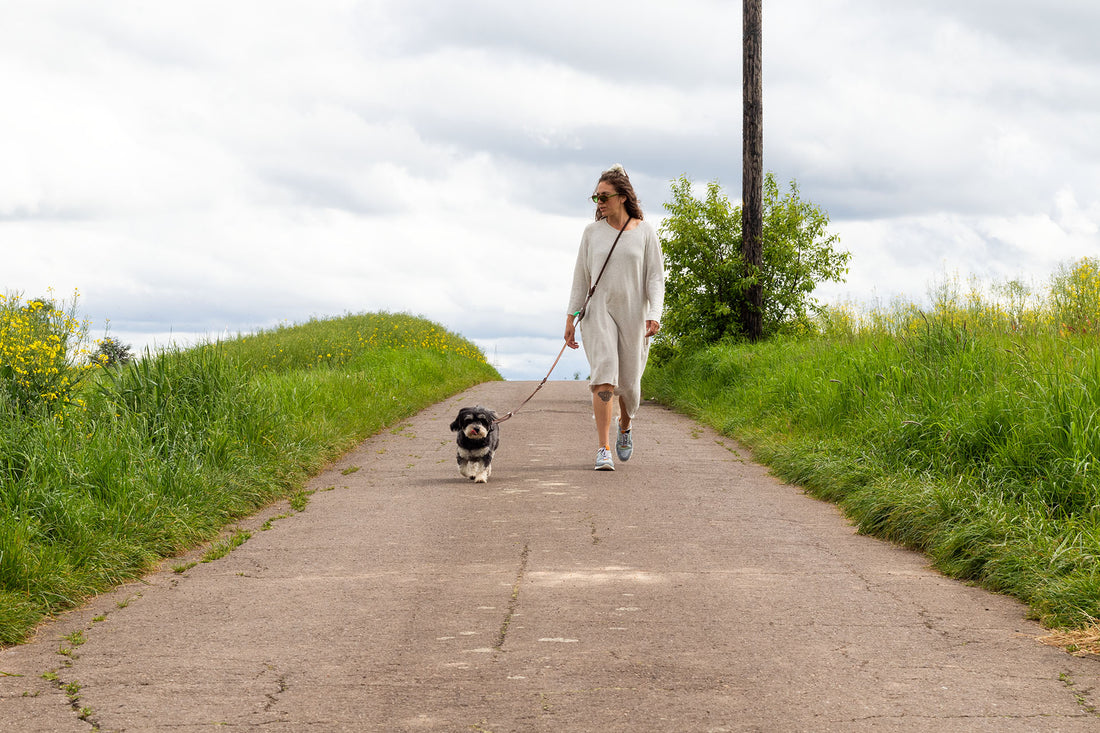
0, 311, 499, 645
644, 261, 1100, 636
201, 530, 252, 563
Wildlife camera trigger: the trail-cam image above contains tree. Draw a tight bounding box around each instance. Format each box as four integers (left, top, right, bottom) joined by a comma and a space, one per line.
93, 336, 135, 368
657, 177, 744, 351
654, 173, 850, 356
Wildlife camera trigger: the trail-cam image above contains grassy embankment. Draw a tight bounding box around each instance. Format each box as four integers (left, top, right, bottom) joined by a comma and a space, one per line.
0, 309, 499, 646
644, 262, 1100, 649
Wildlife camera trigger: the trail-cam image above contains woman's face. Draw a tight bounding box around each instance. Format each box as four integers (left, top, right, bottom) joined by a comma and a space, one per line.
594, 181, 624, 220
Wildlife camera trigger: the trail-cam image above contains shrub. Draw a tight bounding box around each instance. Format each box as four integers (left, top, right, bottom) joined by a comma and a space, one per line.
1051, 256, 1100, 335
0, 290, 93, 415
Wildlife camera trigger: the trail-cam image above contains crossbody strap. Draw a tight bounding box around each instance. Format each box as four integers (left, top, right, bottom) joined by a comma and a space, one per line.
575, 216, 630, 323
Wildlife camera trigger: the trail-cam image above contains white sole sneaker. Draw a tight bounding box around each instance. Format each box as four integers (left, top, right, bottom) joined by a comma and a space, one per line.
616, 420, 633, 462
595, 447, 615, 471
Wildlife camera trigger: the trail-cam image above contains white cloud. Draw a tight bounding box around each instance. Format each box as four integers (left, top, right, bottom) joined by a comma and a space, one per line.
2, 1, 1099, 381
819, 187, 1100, 312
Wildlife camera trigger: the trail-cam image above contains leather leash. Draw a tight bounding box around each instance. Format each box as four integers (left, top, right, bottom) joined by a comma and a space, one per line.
494, 217, 631, 425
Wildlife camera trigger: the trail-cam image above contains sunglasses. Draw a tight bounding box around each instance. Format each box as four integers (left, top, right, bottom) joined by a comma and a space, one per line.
591, 192, 623, 204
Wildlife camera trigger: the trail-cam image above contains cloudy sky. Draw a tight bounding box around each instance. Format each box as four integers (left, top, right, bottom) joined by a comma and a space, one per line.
4, 1, 1098, 380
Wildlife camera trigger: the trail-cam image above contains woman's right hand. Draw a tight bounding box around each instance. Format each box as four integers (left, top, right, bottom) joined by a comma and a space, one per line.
564, 315, 579, 349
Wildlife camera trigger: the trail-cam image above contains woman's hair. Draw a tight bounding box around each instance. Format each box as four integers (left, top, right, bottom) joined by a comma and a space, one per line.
595, 164, 644, 221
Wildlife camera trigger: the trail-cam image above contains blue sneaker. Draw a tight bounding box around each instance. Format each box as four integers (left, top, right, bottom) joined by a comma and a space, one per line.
616, 421, 633, 462
595, 446, 615, 471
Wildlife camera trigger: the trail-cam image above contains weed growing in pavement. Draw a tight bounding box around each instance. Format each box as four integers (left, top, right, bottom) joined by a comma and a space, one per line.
288, 489, 313, 512
115, 595, 139, 610
62, 630, 85, 650
644, 257, 1100, 636
201, 530, 252, 563
260, 512, 293, 531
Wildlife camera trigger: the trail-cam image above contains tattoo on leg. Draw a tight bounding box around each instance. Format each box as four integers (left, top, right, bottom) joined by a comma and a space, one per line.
597, 390, 613, 403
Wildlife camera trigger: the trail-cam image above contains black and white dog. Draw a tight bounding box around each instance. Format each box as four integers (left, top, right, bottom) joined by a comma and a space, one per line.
449, 406, 500, 483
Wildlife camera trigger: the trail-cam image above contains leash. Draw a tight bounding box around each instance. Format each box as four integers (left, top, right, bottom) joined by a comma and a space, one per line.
492, 341, 570, 425
494, 217, 631, 425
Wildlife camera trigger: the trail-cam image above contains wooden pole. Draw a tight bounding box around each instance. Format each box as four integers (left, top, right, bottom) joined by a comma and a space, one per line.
742, 0, 764, 340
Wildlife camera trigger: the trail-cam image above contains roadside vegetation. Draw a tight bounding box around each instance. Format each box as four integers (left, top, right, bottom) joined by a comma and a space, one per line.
0, 301, 499, 645
645, 257, 1100, 641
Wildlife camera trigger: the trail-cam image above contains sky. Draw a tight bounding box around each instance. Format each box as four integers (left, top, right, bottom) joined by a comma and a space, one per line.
4, 1, 1099, 381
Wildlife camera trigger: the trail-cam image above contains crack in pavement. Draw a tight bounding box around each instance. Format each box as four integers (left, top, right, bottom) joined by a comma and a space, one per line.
262, 667, 290, 712
494, 543, 529, 651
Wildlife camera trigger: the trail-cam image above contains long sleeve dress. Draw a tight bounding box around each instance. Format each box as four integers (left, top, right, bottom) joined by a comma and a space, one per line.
567, 218, 665, 419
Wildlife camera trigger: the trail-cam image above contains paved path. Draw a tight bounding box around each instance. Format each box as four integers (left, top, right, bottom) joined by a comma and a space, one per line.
2, 381, 1098, 732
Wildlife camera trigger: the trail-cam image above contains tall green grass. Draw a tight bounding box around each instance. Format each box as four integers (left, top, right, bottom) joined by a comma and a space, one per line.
0, 312, 499, 645
644, 260, 1100, 632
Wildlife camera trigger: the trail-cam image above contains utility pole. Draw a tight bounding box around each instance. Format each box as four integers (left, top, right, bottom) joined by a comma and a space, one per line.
742, 0, 764, 340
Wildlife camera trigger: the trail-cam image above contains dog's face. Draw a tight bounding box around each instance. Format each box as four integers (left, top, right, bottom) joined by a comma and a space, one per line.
450, 406, 497, 440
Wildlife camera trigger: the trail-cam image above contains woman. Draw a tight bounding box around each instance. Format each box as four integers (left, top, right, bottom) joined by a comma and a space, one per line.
565, 164, 665, 471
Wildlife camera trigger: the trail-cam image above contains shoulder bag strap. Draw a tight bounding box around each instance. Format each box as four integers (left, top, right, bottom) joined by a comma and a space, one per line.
576, 217, 630, 323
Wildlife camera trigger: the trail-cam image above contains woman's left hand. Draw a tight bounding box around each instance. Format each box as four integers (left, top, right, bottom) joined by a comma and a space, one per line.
645, 320, 660, 338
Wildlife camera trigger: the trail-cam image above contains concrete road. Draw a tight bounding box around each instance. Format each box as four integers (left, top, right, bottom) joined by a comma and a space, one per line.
2, 380, 1098, 732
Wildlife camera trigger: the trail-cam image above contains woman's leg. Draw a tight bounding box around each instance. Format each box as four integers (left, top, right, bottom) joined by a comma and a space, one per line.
618, 395, 632, 432
592, 384, 615, 448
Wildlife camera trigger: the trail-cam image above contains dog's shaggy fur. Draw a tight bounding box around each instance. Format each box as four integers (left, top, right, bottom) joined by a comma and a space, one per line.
449, 406, 500, 483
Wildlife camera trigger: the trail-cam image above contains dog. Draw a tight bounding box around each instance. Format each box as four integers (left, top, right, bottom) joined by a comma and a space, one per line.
449, 406, 500, 483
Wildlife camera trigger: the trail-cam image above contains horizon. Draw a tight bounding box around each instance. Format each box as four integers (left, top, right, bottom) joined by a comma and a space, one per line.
5, 2, 1098, 381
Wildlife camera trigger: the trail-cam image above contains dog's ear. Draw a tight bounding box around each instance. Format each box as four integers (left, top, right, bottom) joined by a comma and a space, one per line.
449, 413, 463, 432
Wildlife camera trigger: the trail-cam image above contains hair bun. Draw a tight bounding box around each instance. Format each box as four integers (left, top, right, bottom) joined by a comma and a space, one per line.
604, 164, 626, 175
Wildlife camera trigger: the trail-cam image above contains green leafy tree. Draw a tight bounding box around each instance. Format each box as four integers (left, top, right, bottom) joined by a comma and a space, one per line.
655, 173, 849, 355
93, 336, 135, 368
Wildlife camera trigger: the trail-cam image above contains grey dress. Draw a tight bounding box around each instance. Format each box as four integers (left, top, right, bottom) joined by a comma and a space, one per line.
567, 218, 665, 418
